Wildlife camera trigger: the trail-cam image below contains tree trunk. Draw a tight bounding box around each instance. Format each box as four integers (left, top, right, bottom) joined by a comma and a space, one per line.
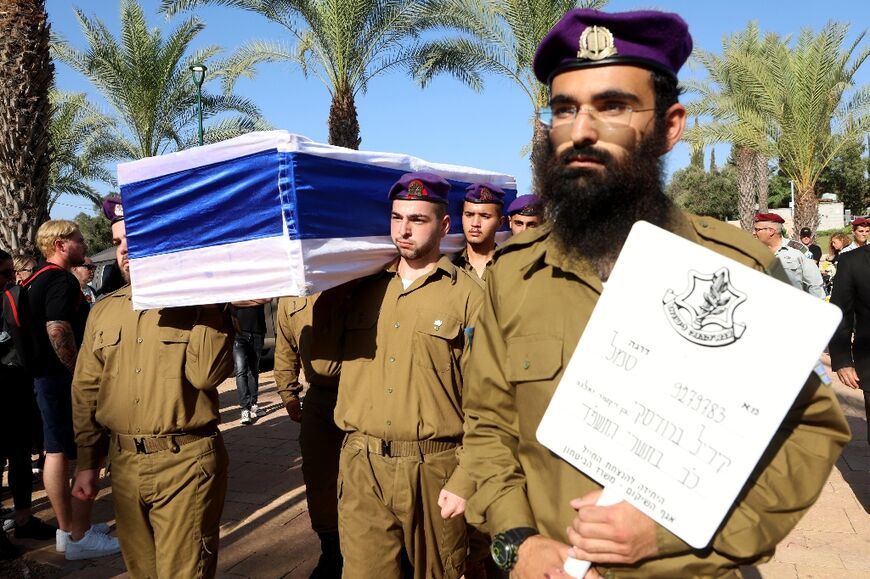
735, 146, 756, 231
530, 118, 548, 195
793, 184, 819, 235
328, 89, 361, 150
0, 0, 53, 256
754, 153, 768, 213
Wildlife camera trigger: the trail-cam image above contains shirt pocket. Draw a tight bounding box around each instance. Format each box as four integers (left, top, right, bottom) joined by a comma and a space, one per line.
92, 324, 121, 377
505, 336, 563, 383
343, 308, 379, 362
158, 327, 191, 379
413, 310, 462, 373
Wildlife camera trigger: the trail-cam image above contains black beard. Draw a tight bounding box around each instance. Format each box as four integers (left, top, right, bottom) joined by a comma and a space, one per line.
535, 127, 674, 277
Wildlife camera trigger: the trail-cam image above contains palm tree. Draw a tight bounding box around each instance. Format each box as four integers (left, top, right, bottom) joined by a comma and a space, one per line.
409, 0, 608, 190
161, 0, 435, 150
0, 0, 53, 256
685, 23, 777, 232
48, 91, 125, 212
688, 22, 870, 235
52, 0, 265, 160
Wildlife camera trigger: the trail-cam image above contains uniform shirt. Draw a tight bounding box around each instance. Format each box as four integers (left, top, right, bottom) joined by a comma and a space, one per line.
71, 285, 234, 470
774, 239, 826, 298
452, 247, 494, 289
838, 240, 865, 255
462, 213, 850, 577
336, 255, 483, 496
27, 267, 89, 377
273, 283, 353, 403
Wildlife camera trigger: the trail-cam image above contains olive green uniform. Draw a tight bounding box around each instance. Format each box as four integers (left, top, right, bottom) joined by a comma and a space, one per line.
452, 247, 493, 290
273, 285, 350, 534
72, 286, 234, 579
462, 213, 851, 578
335, 256, 483, 578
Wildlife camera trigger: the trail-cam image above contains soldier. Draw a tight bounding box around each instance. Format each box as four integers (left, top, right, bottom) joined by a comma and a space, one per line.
335, 172, 483, 578
71, 196, 235, 578
273, 283, 354, 578
839, 217, 870, 255
453, 182, 506, 286
753, 213, 825, 298
460, 9, 850, 578
505, 195, 545, 236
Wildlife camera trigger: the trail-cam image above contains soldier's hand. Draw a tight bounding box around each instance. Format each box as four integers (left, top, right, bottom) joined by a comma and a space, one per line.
566, 490, 658, 565
72, 469, 100, 501
836, 366, 861, 389
437, 489, 466, 519
285, 397, 302, 422
511, 534, 572, 578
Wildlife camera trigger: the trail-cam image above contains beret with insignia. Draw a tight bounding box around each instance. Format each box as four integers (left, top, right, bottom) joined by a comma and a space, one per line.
851, 217, 869, 227
464, 182, 505, 205
506, 194, 544, 217
533, 9, 692, 84
101, 195, 124, 223
389, 172, 450, 204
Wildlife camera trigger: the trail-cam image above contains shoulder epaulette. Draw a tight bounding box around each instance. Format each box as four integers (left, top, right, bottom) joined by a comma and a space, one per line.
688, 214, 775, 270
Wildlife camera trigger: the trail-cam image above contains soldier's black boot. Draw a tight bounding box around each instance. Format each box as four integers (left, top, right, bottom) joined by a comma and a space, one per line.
310, 531, 342, 579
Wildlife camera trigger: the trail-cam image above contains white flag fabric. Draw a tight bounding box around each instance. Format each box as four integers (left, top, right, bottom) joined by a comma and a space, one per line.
117, 130, 517, 310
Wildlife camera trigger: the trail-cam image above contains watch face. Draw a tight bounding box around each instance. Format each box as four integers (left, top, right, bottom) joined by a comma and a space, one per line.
490, 536, 513, 570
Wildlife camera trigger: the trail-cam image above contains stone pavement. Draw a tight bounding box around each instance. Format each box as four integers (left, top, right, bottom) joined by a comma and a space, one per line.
4, 366, 870, 578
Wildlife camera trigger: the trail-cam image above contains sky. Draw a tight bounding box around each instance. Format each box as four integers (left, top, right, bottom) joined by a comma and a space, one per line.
45, 0, 869, 219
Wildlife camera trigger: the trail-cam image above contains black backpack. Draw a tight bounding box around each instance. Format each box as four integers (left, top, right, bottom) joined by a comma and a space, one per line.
0, 264, 63, 368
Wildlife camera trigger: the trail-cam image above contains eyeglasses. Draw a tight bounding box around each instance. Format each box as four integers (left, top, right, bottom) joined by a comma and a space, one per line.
537, 102, 655, 129
753, 227, 774, 233
15, 267, 35, 273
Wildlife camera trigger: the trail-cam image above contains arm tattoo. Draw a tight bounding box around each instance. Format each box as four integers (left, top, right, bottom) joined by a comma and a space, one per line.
46, 320, 78, 374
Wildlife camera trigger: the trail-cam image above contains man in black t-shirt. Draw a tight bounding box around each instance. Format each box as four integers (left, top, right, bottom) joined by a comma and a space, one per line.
232, 300, 269, 425
800, 227, 823, 264
30, 220, 119, 560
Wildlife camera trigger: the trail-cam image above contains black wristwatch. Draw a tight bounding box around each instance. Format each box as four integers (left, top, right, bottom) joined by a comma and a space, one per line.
490, 527, 539, 571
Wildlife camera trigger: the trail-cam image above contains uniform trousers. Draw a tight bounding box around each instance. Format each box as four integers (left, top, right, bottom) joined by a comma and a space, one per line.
338, 433, 466, 579
110, 433, 228, 579
299, 385, 344, 533
0, 366, 35, 511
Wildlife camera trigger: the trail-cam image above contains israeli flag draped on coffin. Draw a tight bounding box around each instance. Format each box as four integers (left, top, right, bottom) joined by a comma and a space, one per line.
117, 130, 517, 310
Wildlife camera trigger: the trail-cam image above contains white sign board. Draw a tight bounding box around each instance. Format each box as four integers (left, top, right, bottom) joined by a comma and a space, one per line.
536, 221, 841, 548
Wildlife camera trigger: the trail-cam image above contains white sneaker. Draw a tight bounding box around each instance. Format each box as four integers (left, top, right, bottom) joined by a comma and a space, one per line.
250, 404, 260, 418
56, 529, 70, 553
56, 524, 110, 552
65, 528, 121, 560
240, 409, 251, 425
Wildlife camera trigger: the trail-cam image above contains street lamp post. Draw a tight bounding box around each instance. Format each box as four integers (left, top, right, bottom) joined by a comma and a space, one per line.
189, 63, 207, 146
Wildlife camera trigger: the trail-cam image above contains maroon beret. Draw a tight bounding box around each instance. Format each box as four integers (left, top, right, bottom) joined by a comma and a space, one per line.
388, 172, 450, 204
101, 195, 124, 223
754, 213, 785, 224
533, 9, 692, 84
851, 217, 869, 227
464, 182, 505, 205
506, 195, 544, 217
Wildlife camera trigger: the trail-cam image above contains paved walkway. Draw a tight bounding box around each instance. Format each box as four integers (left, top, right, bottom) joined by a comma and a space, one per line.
4, 366, 870, 578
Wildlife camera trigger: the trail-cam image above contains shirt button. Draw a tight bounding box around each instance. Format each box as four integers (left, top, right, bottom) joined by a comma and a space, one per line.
135, 428, 141, 433
135, 368, 141, 373
386, 420, 391, 426
387, 388, 393, 394
522, 360, 531, 369
389, 356, 396, 363
137, 337, 143, 343
134, 398, 140, 405
394, 322, 400, 328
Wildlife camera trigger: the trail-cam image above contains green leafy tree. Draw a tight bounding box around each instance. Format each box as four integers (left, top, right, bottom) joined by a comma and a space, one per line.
0, 0, 53, 256
408, 0, 608, 190
49, 90, 125, 212
75, 208, 113, 254
668, 164, 738, 221
52, 0, 266, 159
816, 137, 869, 215
162, 0, 437, 150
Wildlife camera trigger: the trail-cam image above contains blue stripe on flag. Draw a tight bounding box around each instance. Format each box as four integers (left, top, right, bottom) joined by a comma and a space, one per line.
287, 153, 517, 239
121, 149, 284, 259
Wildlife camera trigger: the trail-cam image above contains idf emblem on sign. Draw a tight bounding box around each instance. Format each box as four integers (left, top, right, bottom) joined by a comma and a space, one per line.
577, 25, 617, 61
663, 268, 747, 347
